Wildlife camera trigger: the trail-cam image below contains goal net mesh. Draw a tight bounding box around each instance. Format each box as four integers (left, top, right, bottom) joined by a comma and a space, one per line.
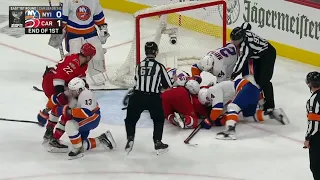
110, 0, 226, 88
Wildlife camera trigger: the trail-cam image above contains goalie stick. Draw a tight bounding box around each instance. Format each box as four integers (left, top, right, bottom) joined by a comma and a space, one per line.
48, 0, 65, 59
0, 117, 41, 125
32, 86, 127, 92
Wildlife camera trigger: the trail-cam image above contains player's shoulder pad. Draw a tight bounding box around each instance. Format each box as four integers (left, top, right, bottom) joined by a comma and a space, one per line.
77, 88, 94, 102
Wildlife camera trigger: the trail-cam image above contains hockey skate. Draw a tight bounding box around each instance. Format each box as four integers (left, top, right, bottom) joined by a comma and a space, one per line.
98, 130, 116, 150
125, 136, 134, 155
154, 140, 169, 155
216, 125, 236, 140
68, 146, 84, 160
268, 108, 290, 125
42, 126, 53, 144
48, 138, 69, 153
173, 112, 185, 129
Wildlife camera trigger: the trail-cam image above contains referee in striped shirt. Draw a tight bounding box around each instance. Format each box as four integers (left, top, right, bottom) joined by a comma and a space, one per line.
230, 22, 276, 114
124, 41, 173, 155
305, 71, 320, 180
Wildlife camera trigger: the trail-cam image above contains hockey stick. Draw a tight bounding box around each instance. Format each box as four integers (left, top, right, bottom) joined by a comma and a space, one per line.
0, 118, 40, 125
32, 86, 126, 92
48, 0, 65, 59
184, 120, 202, 145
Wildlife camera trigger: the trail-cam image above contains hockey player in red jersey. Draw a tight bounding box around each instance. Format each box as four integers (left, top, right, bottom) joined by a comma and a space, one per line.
37, 43, 96, 146
161, 77, 208, 129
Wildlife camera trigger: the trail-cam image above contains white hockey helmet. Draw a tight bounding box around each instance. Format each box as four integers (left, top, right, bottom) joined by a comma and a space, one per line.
68, 77, 86, 96
185, 79, 200, 95
198, 88, 210, 105
199, 55, 215, 71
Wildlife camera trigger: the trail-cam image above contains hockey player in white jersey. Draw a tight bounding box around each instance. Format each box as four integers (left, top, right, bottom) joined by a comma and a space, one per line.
49, 0, 109, 86
53, 77, 116, 159
198, 78, 289, 140
167, 67, 190, 86
192, 43, 238, 83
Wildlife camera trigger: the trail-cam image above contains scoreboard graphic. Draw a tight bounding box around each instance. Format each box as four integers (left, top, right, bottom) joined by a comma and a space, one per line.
9, 6, 62, 34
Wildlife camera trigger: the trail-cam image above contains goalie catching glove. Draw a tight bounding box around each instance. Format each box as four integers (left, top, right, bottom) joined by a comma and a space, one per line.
98, 23, 110, 44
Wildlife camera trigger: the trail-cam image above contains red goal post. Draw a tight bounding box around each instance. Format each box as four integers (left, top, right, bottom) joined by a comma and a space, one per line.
111, 0, 227, 88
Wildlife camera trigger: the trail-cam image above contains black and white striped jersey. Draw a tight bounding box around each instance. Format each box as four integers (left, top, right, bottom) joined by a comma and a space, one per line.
233, 31, 269, 74
306, 90, 320, 140
134, 58, 172, 93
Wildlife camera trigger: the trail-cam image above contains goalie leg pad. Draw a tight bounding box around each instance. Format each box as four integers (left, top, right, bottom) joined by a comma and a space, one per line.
86, 36, 107, 85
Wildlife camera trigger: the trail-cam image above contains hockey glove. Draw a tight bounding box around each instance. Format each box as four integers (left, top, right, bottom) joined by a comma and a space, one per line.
37, 108, 50, 127
98, 23, 110, 44
122, 88, 134, 106
200, 118, 213, 129
56, 105, 71, 117
48, 28, 66, 49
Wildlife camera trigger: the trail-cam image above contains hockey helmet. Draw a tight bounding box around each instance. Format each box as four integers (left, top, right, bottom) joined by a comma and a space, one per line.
68, 77, 86, 96
80, 43, 96, 57
185, 79, 200, 95
241, 22, 252, 31
230, 27, 245, 41
306, 71, 320, 88
198, 88, 210, 105
145, 41, 158, 56
199, 55, 215, 71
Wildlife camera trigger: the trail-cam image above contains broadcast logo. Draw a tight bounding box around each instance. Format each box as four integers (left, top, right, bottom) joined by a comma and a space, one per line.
25, 9, 41, 28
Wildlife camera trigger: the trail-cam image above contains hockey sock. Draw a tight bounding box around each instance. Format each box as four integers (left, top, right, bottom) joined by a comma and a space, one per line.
65, 120, 82, 149
46, 110, 59, 129
254, 109, 268, 122
53, 114, 70, 140
83, 138, 100, 150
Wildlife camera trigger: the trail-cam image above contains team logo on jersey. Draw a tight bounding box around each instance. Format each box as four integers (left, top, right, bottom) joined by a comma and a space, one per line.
76, 5, 91, 21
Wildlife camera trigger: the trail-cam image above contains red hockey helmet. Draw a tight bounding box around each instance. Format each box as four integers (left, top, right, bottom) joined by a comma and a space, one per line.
80, 43, 96, 57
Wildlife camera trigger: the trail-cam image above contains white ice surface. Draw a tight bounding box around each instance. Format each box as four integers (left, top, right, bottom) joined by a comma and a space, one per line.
0, 0, 318, 179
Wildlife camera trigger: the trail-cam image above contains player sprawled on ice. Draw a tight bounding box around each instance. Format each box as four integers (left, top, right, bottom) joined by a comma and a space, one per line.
122, 67, 201, 107
52, 77, 116, 159
198, 78, 289, 140
48, 0, 110, 86
161, 77, 208, 129
37, 43, 95, 149
191, 43, 238, 84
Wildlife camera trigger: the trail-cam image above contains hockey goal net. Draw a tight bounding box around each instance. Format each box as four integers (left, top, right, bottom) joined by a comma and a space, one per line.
111, 0, 227, 88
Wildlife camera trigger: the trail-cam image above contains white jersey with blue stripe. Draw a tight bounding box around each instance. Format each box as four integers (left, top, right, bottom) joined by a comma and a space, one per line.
61, 0, 105, 35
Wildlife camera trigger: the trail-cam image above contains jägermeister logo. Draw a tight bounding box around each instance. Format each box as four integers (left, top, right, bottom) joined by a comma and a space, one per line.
243, 0, 320, 40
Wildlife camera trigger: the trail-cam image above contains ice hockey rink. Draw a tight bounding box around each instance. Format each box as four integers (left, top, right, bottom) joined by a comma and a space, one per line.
0, 0, 318, 180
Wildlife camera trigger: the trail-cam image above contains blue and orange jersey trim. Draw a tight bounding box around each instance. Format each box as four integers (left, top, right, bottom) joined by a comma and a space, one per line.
71, 106, 100, 119
191, 64, 201, 76
66, 20, 96, 35
234, 79, 250, 93
210, 102, 224, 121
93, 11, 105, 26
